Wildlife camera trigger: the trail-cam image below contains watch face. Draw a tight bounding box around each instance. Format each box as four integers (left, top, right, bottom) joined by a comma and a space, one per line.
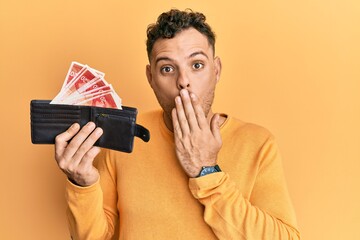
199, 166, 220, 177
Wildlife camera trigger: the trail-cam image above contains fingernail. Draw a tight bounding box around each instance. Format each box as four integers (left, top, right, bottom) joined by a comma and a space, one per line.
175, 96, 181, 104
94, 127, 103, 136
71, 123, 79, 129
190, 93, 196, 100
180, 89, 188, 97
87, 122, 95, 128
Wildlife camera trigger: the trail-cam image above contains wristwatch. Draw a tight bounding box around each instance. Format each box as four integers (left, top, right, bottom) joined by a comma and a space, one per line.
197, 165, 222, 177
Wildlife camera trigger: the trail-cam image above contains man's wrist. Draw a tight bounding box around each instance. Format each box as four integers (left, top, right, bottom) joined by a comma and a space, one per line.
67, 175, 99, 187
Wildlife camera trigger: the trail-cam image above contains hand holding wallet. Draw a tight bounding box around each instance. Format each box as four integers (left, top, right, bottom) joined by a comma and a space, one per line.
30, 100, 150, 153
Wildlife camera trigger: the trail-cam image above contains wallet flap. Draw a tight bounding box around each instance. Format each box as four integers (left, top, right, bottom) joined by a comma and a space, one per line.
135, 124, 150, 142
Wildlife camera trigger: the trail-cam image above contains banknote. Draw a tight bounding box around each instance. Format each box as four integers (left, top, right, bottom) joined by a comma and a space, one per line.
61, 61, 105, 90
51, 62, 122, 109
65, 77, 111, 101
62, 85, 113, 105
53, 66, 99, 103
76, 91, 122, 108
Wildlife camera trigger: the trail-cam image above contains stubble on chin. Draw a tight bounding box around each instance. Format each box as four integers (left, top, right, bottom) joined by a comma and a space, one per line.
202, 89, 215, 118
154, 93, 174, 120
163, 105, 174, 122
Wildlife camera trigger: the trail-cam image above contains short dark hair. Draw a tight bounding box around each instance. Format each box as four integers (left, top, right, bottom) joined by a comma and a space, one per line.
146, 9, 216, 61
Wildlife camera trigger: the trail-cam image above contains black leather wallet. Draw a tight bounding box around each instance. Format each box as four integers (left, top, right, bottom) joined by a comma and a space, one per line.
30, 100, 150, 153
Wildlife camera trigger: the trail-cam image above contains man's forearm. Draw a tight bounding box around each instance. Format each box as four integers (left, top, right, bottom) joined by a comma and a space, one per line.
66, 179, 116, 240
189, 173, 300, 240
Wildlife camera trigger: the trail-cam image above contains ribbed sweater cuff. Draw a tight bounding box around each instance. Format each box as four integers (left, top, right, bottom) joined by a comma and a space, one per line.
66, 177, 101, 194
188, 172, 226, 195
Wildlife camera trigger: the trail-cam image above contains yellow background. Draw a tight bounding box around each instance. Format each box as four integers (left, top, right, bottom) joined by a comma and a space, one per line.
1, 0, 359, 239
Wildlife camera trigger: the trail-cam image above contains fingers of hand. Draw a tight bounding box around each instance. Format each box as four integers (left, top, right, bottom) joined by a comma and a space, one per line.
188, 92, 208, 129
62, 122, 97, 160
175, 95, 190, 135
72, 127, 103, 165
55, 123, 80, 158
79, 146, 102, 168
63, 145, 101, 187
56, 122, 103, 186
172, 108, 183, 139
71, 146, 101, 185
210, 113, 222, 143
56, 122, 103, 176
179, 89, 199, 131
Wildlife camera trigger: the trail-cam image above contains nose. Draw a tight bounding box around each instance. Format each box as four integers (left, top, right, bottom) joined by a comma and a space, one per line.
177, 70, 190, 90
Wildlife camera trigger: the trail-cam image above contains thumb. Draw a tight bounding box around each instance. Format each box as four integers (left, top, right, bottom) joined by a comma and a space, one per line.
210, 113, 222, 142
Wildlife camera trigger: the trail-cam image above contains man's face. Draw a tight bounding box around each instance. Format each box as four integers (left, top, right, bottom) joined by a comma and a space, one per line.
146, 27, 221, 121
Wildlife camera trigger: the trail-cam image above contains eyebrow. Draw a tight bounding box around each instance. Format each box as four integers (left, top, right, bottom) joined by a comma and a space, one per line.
155, 57, 172, 65
155, 51, 209, 65
189, 51, 209, 59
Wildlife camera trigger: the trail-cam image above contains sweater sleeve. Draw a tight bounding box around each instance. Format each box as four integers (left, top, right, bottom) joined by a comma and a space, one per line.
188, 136, 301, 240
65, 149, 118, 240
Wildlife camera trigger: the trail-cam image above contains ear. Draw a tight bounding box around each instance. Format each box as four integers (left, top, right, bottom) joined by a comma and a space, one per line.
146, 64, 153, 88
214, 56, 222, 83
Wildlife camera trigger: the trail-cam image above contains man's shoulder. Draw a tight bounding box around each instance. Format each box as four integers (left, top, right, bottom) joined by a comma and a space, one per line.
225, 115, 274, 141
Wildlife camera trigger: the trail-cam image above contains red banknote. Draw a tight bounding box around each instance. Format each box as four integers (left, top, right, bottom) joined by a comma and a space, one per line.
61, 62, 105, 90
50, 61, 122, 109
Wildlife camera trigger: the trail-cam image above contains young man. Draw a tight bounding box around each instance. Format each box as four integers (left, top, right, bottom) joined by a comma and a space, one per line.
55, 9, 301, 239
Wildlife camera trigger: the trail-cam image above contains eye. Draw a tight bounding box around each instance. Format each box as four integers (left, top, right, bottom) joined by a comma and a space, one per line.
193, 62, 204, 70
161, 66, 174, 73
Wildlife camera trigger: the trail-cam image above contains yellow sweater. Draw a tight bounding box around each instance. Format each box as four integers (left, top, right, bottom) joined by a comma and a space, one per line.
66, 110, 300, 240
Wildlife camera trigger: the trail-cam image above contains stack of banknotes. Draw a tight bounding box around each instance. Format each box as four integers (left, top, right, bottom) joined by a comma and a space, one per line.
50, 61, 122, 109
